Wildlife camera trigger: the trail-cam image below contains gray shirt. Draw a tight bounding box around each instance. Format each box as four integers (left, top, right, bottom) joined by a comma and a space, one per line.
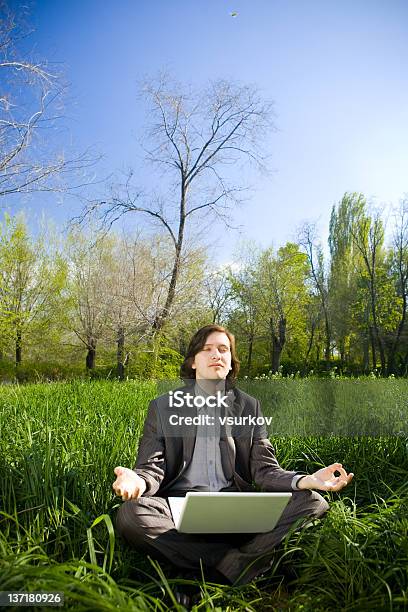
174, 383, 233, 492
168, 382, 306, 493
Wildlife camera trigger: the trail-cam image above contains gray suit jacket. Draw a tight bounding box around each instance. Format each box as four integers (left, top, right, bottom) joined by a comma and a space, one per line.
134, 384, 299, 496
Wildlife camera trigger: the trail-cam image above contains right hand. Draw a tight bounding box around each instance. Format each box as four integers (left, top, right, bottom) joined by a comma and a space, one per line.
297, 463, 354, 491
112, 466, 146, 501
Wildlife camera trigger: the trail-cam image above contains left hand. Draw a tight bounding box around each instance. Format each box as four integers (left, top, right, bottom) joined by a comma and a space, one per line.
297, 463, 354, 491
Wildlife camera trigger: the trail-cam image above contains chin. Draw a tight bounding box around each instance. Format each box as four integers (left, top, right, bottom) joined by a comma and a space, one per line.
208, 370, 226, 379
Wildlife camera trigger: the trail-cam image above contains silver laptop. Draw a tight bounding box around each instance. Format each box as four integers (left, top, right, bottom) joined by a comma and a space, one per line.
168, 492, 292, 533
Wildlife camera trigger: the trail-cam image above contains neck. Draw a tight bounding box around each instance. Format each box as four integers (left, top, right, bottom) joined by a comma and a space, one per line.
195, 379, 226, 395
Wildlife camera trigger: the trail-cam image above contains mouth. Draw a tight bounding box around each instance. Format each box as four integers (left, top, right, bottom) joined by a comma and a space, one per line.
209, 363, 223, 367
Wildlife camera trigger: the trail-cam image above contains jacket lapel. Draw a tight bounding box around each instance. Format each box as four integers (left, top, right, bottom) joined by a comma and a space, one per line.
180, 384, 197, 464
220, 387, 244, 477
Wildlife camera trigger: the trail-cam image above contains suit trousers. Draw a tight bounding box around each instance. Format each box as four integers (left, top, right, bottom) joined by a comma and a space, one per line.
116, 489, 329, 585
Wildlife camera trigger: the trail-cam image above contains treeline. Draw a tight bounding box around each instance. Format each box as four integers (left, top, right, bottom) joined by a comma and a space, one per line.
0, 191, 407, 380
225, 192, 408, 377
0, 215, 208, 380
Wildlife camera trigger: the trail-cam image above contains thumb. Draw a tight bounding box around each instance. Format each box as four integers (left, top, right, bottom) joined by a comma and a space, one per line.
114, 466, 124, 476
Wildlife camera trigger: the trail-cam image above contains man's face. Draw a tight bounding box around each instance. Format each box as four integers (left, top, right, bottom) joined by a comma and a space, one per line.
192, 331, 232, 380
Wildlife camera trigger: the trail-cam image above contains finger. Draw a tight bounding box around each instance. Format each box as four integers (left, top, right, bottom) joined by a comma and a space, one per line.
321, 483, 337, 491
344, 474, 354, 486
122, 490, 129, 501
337, 466, 348, 479
337, 479, 349, 490
327, 463, 343, 469
113, 486, 123, 497
325, 476, 346, 489
329, 481, 346, 491
337, 469, 354, 484
327, 476, 343, 491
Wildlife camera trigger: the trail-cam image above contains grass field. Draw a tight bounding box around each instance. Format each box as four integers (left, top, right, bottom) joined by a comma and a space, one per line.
1, 379, 407, 611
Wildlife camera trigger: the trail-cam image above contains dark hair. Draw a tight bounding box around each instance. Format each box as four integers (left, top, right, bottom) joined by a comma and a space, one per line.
180, 324, 240, 382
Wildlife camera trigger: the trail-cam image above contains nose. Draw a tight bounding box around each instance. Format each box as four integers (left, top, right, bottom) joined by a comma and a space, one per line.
211, 350, 221, 360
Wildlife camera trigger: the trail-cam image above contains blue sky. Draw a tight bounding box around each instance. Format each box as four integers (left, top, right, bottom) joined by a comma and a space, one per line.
8, 0, 408, 260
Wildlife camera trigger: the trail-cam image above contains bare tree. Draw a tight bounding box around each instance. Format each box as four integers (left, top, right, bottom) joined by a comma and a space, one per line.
66, 231, 115, 370
107, 233, 176, 378
0, 2, 96, 199
104, 235, 148, 379
64, 227, 207, 376
82, 74, 274, 331
203, 268, 232, 324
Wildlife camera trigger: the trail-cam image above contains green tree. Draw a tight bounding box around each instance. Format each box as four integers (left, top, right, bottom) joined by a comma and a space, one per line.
257, 243, 310, 373
350, 208, 389, 373
298, 222, 332, 365
0, 214, 67, 366
387, 199, 408, 373
228, 254, 261, 375
329, 192, 365, 365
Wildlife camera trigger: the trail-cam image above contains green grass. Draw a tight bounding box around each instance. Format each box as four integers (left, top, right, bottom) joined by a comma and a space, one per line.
1, 380, 408, 611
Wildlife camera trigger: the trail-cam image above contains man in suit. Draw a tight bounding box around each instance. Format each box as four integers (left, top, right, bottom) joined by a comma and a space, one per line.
113, 324, 353, 586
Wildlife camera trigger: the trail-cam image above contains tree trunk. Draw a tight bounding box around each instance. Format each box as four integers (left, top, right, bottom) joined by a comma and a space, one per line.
153, 187, 186, 331
369, 281, 386, 373
153, 247, 181, 330
271, 340, 282, 373
376, 331, 386, 373
403, 350, 408, 376
324, 309, 331, 365
247, 333, 254, 375
387, 294, 407, 375
339, 338, 345, 362
369, 326, 376, 370
86, 338, 96, 370
117, 325, 125, 380
15, 328, 22, 366
387, 346, 396, 376
362, 331, 370, 373
270, 316, 286, 373
304, 321, 315, 374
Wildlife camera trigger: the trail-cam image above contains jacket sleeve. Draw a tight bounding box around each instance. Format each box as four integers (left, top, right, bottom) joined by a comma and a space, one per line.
250, 399, 299, 492
133, 399, 166, 496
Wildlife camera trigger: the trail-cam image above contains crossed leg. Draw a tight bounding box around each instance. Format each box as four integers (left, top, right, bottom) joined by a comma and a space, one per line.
116, 490, 329, 585
216, 489, 329, 584
116, 496, 233, 570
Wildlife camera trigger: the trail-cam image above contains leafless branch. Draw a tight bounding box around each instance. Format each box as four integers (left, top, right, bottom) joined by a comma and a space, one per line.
0, 3, 100, 200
